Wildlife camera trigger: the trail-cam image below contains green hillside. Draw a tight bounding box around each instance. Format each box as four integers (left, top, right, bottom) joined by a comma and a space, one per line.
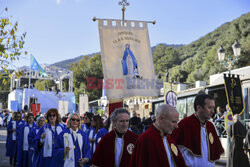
163, 12, 250, 83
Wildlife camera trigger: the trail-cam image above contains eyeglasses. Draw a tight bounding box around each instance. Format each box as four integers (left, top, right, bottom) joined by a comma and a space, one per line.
49, 114, 56, 117
71, 118, 80, 122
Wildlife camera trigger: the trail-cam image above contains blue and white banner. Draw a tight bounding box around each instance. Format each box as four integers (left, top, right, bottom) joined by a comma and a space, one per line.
98, 19, 158, 99
30, 55, 48, 77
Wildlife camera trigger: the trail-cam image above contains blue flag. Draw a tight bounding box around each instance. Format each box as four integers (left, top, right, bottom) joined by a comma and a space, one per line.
30, 55, 48, 77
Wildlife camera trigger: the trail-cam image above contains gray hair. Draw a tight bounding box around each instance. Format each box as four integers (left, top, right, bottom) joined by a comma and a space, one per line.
67, 113, 81, 129
155, 104, 176, 118
233, 114, 240, 122
110, 108, 130, 123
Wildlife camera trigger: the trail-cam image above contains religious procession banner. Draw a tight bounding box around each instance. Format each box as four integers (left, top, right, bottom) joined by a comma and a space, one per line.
97, 19, 159, 99
224, 74, 245, 115
224, 109, 233, 131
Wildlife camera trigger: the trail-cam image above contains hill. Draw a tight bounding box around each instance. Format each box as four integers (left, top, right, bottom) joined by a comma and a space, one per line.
52, 52, 99, 69
51, 44, 184, 69
153, 12, 250, 83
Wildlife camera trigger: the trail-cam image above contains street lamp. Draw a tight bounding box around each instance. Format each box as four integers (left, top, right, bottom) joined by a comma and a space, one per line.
217, 40, 241, 74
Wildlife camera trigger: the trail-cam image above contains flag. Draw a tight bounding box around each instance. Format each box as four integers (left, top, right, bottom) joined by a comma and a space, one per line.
224, 109, 233, 131
97, 19, 158, 100
30, 55, 48, 77
224, 74, 245, 115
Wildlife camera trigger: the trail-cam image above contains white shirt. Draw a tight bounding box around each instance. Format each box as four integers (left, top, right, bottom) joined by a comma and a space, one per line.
163, 136, 175, 167
70, 128, 78, 141
115, 138, 123, 167
178, 126, 214, 167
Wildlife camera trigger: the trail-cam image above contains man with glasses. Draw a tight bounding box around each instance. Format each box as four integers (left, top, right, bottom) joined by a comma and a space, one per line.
92, 108, 138, 167
129, 104, 187, 167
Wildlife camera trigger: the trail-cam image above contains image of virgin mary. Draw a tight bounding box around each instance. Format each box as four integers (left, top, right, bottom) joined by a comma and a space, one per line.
121, 44, 142, 79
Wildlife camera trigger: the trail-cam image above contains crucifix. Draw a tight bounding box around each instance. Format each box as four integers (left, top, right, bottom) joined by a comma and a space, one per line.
93, 0, 155, 25
118, 0, 130, 25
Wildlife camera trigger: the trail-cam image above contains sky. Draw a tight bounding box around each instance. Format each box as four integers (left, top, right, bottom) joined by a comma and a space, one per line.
1, 0, 249, 68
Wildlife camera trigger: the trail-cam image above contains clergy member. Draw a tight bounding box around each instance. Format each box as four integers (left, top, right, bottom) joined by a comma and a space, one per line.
171, 94, 224, 167
227, 114, 249, 167
91, 108, 138, 167
129, 104, 187, 167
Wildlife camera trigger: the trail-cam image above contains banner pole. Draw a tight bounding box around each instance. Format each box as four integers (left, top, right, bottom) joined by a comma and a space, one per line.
28, 55, 32, 109
92, 17, 156, 25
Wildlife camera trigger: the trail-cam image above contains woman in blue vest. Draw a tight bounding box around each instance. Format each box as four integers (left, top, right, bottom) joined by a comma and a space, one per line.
55, 113, 91, 167
16, 112, 36, 167
6, 111, 23, 166
34, 108, 64, 167
88, 115, 108, 156
28, 115, 46, 167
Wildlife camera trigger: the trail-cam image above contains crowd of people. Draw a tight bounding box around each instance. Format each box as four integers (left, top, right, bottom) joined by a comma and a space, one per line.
0, 109, 12, 127
3, 93, 250, 167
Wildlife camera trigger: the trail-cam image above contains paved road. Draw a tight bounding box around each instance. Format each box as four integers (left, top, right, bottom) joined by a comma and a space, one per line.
0, 126, 11, 167
215, 157, 227, 167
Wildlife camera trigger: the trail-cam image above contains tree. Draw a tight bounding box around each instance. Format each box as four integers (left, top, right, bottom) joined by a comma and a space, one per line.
153, 46, 180, 74
0, 72, 11, 108
34, 79, 55, 91
153, 44, 167, 74
72, 54, 103, 103
170, 66, 188, 83
153, 44, 167, 64
0, 7, 27, 83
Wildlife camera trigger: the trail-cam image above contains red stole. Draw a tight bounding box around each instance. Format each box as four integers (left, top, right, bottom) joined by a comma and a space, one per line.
171, 114, 224, 161
92, 130, 138, 167
129, 125, 187, 167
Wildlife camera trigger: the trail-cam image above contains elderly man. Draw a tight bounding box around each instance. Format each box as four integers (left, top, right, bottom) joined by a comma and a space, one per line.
91, 108, 138, 167
227, 114, 249, 167
129, 104, 187, 167
172, 94, 224, 167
